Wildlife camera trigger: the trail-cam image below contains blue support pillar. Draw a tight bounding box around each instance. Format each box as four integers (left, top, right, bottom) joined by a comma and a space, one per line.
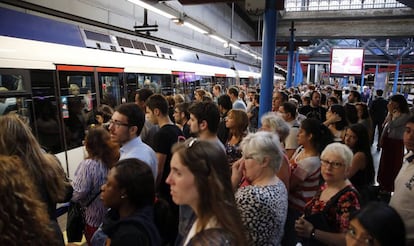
393, 60, 400, 95
342, 76, 348, 87
360, 66, 365, 93
286, 21, 295, 89
258, 0, 277, 127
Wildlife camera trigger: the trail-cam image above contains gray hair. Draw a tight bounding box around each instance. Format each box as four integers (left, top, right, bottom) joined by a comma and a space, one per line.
240, 131, 283, 172
321, 142, 353, 168
260, 112, 290, 142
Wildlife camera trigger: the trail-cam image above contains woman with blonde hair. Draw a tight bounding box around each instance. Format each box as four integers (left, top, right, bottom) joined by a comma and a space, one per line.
0, 114, 71, 244
167, 138, 247, 245
225, 109, 249, 164
0, 155, 60, 246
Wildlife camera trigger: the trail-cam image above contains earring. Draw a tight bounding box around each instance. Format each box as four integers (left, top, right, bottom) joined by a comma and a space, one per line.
121, 195, 126, 199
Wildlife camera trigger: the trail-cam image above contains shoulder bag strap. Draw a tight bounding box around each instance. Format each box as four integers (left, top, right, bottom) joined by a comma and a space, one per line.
85, 190, 101, 207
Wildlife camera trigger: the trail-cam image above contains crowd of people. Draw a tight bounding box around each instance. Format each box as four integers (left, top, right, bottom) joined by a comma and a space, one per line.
1, 83, 414, 246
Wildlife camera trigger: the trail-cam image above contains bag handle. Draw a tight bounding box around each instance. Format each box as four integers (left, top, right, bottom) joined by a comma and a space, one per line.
85, 190, 101, 207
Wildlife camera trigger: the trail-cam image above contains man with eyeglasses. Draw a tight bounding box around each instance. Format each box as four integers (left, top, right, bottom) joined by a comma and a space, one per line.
390, 115, 414, 245
108, 103, 157, 179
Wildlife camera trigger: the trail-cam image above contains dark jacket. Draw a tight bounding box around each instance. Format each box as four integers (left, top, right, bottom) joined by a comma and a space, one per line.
101, 206, 161, 246
370, 97, 388, 123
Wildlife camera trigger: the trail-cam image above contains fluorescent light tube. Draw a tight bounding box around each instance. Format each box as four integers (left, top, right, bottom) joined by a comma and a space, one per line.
128, 0, 177, 19
183, 22, 208, 34
209, 34, 227, 43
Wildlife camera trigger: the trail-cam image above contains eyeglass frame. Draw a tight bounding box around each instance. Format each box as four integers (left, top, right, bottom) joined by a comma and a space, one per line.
320, 158, 345, 169
346, 225, 374, 245
108, 119, 130, 128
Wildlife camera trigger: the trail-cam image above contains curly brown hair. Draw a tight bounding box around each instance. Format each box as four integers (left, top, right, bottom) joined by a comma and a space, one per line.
0, 155, 58, 245
85, 126, 120, 168
0, 114, 69, 203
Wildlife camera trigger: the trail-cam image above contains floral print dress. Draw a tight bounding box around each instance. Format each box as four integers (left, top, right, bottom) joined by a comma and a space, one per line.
304, 184, 360, 232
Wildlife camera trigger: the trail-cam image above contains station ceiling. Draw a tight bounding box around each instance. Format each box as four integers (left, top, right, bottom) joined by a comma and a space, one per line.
176, 0, 414, 74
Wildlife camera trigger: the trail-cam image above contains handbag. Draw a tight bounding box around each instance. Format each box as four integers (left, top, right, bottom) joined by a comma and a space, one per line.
66, 191, 101, 242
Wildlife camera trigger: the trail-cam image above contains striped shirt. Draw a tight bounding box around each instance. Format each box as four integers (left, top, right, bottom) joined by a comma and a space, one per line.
72, 158, 108, 227
288, 148, 321, 213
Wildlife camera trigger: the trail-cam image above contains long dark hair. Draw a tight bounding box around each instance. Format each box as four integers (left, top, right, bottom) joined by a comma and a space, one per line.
301, 118, 334, 153
172, 139, 247, 245
329, 104, 348, 130
346, 124, 375, 185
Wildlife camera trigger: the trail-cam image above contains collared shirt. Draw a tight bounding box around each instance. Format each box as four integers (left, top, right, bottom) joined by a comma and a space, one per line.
390, 150, 414, 240
120, 136, 157, 179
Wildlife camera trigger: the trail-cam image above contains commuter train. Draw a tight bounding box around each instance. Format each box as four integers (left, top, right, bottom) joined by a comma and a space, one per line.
0, 6, 285, 177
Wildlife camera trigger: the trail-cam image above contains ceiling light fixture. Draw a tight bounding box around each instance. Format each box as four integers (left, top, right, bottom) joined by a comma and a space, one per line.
229, 43, 241, 50
209, 34, 227, 44
183, 22, 208, 34
127, 0, 177, 19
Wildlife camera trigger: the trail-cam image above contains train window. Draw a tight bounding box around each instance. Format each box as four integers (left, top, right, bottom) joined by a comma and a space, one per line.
99, 73, 123, 108
116, 36, 133, 48
84, 30, 112, 43
145, 43, 157, 52
160, 47, 173, 55
132, 40, 146, 50
0, 69, 31, 92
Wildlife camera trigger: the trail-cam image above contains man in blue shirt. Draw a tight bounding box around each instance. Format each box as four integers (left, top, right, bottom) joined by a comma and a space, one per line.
108, 103, 157, 178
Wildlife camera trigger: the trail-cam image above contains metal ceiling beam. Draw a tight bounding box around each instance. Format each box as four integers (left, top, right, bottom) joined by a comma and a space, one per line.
397, 0, 414, 8
177, 0, 236, 4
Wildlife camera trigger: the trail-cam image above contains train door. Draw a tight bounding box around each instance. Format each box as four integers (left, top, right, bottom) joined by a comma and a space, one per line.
55, 65, 124, 177
97, 67, 125, 107
173, 71, 197, 101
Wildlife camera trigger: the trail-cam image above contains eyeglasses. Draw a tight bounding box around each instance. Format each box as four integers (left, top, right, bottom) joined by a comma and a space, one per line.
321, 159, 344, 169
108, 119, 130, 128
346, 227, 374, 245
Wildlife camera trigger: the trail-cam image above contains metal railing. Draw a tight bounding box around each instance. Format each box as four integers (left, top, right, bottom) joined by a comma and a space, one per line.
285, 0, 407, 11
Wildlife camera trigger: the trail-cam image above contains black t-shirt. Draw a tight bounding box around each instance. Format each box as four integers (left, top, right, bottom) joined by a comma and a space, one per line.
153, 124, 184, 198
299, 105, 327, 122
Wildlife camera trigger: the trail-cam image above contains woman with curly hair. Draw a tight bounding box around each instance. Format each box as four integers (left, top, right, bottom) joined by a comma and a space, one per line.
71, 126, 120, 244
0, 114, 71, 244
225, 109, 249, 165
0, 155, 59, 245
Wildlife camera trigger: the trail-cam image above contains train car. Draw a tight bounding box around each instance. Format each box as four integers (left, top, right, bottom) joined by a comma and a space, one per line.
0, 6, 285, 177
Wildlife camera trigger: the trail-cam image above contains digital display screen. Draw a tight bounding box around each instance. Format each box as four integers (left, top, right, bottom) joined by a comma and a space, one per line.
330, 48, 364, 75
